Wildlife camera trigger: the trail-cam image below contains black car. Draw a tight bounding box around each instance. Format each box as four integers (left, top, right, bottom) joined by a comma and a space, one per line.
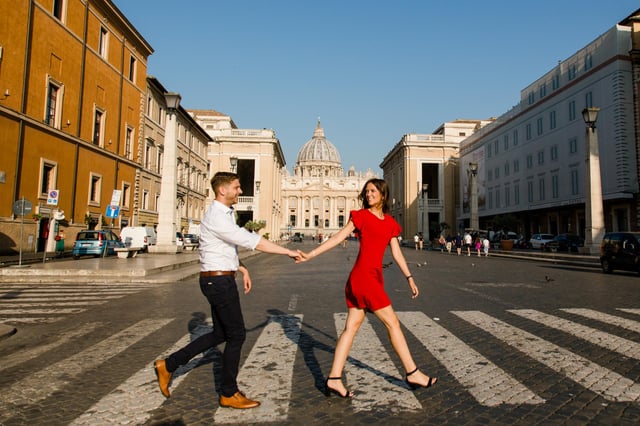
600, 232, 640, 274
548, 233, 584, 252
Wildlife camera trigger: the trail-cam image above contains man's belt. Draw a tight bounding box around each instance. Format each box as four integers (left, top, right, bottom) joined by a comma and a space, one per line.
200, 270, 236, 277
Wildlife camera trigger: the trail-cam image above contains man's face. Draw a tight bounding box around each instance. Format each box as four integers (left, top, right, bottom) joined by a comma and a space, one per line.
219, 178, 243, 206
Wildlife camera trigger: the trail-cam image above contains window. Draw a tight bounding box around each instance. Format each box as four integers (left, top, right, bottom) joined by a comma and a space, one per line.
314, 215, 319, 227
527, 154, 533, 169
569, 137, 578, 154
53, 0, 65, 21
157, 148, 163, 174
505, 185, 510, 207
124, 126, 134, 159
154, 193, 159, 211
93, 109, 104, 146
128, 55, 137, 82
488, 169, 493, 181
494, 167, 500, 179
538, 178, 545, 201
568, 100, 576, 121
513, 159, 520, 173
504, 162, 510, 176
526, 123, 532, 140
537, 118, 543, 136
527, 181, 534, 203
585, 91, 593, 108
494, 140, 499, 155
487, 144, 492, 158
571, 169, 579, 195
549, 111, 556, 130
503, 135, 509, 151
305, 218, 309, 227
539, 83, 546, 98
550, 145, 558, 161
122, 183, 130, 208
89, 174, 102, 204
538, 151, 545, 165
585, 53, 592, 71
488, 190, 493, 209
144, 142, 152, 169
495, 189, 500, 209
513, 129, 519, 145
45, 81, 60, 127
99, 27, 109, 59
289, 215, 296, 227
40, 161, 57, 195
142, 190, 149, 209
514, 183, 520, 205
552, 175, 559, 199
528, 91, 535, 105
568, 64, 576, 80
338, 215, 345, 227
552, 74, 560, 90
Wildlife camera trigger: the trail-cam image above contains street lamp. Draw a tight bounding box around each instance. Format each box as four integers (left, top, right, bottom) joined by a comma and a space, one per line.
230, 156, 238, 173
469, 162, 479, 231
255, 180, 261, 194
152, 92, 182, 253
422, 183, 429, 245
581, 107, 604, 254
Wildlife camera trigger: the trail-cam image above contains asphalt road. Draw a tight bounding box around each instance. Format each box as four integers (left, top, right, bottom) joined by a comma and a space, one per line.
0, 240, 639, 425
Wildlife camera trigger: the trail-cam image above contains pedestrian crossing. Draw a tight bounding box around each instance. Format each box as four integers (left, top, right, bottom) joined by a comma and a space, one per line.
0, 283, 155, 324
1, 307, 639, 424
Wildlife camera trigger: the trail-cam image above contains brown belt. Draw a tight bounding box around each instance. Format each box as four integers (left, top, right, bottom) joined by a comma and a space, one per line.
200, 270, 236, 278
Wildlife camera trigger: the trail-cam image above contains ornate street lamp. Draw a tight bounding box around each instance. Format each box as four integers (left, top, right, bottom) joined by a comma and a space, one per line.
469, 162, 479, 231
581, 107, 604, 254
229, 156, 238, 173
422, 183, 429, 244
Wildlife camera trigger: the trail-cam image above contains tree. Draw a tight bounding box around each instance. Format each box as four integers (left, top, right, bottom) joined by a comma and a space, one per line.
244, 220, 266, 233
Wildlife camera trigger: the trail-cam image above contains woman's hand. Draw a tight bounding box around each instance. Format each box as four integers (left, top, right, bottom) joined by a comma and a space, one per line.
408, 277, 419, 299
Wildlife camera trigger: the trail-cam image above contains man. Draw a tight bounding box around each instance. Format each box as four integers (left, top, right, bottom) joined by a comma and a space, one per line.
154, 172, 300, 409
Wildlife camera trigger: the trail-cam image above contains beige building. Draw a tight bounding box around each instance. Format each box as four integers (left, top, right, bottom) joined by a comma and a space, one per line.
281, 121, 377, 239
380, 120, 492, 243
190, 110, 286, 240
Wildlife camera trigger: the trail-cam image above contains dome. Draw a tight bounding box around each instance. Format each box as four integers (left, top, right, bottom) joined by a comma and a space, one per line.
296, 120, 341, 165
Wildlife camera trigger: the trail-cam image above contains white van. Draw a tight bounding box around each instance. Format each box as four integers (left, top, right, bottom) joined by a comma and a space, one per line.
120, 226, 157, 252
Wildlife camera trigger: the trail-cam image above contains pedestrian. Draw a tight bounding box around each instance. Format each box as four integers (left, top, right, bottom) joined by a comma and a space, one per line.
414, 233, 419, 250
483, 237, 490, 257
475, 237, 482, 257
438, 235, 446, 253
418, 232, 424, 251
455, 233, 462, 256
298, 178, 437, 398
153, 172, 302, 409
55, 229, 65, 258
445, 235, 452, 254
464, 232, 473, 256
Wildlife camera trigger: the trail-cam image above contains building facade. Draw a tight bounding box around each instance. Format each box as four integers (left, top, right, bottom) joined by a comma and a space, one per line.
0, 0, 152, 254
380, 120, 491, 243
458, 22, 637, 238
191, 110, 286, 241
281, 120, 377, 239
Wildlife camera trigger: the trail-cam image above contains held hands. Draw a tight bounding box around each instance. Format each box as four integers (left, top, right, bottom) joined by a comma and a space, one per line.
286, 249, 305, 263
294, 249, 316, 263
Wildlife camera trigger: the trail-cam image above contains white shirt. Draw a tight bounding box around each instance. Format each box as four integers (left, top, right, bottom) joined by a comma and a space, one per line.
199, 200, 261, 272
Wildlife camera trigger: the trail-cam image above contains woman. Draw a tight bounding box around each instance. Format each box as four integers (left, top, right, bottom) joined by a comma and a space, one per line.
299, 178, 437, 398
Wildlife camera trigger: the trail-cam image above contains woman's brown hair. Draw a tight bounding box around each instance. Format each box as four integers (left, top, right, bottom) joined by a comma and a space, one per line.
359, 178, 391, 214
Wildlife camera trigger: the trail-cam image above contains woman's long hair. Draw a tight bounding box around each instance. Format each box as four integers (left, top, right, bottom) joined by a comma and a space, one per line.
359, 178, 391, 214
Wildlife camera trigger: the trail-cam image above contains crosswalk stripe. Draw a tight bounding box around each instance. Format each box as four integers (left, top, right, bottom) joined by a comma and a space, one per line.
0, 318, 171, 424
561, 308, 640, 333
453, 310, 640, 402
510, 309, 640, 360
335, 312, 422, 412
71, 320, 212, 426
0, 317, 68, 324
214, 314, 303, 424
0, 307, 86, 314
0, 289, 143, 294
0, 322, 102, 372
397, 311, 543, 406
618, 308, 640, 317
0, 301, 105, 307
0, 296, 122, 302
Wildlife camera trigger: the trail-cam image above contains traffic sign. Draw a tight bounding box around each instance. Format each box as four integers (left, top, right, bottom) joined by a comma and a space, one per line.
47, 189, 59, 206
111, 190, 122, 206
13, 199, 33, 216
106, 205, 120, 218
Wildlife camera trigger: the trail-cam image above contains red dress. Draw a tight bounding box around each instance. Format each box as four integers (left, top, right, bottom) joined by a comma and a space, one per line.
345, 209, 402, 311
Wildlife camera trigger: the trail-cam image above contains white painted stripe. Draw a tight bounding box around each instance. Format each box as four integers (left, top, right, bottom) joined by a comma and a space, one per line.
0, 322, 101, 372
0, 318, 171, 423
0, 289, 142, 294
333, 312, 421, 413
0, 317, 64, 324
0, 308, 86, 314
0, 296, 122, 302
0, 301, 105, 307
71, 320, 212, 426
562, 308, 640, 333
397, 311, 543, 406
0, 284, 152, 290
618, 308, 640, 317
510, 309, 640, 360
214, 315, 303, 424
287, 294, 299, 311
453, 311, 640, 402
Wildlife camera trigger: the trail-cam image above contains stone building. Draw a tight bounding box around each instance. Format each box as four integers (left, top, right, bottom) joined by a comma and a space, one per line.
281, 120, 377, 239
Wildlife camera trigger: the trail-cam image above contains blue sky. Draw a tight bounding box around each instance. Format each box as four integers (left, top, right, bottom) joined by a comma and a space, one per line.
114, 0, 638, 174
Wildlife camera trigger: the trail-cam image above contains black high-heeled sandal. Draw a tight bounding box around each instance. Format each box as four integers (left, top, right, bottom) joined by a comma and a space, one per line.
405, 367, 437, 390
324, 377, 353, 398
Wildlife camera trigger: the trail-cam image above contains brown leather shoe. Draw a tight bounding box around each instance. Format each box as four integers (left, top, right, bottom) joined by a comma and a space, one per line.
154, 359, 172, 398
219, 391, 260, 409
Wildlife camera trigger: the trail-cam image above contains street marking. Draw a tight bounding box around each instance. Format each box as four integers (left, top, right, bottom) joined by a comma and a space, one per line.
510, 309, 640, 360
71, 319, 212, 426
0, 318, 171, 424
335, 312, 421, 412
0, 308, 86, 314
562, 308, 640, 333
0, 296, 123, 302
0, 289, 143, 294
214, 314, 302, 424
618, 308, 640, 317
287, 294, 299, 311
0, 301, 106, 307
397, 311, 543, 406
0, 322, 102, 372
0, 317, 68, 324
453, 311, 640, 402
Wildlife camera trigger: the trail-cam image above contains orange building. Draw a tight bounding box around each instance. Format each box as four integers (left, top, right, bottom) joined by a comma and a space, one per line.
0, 0, 152, 254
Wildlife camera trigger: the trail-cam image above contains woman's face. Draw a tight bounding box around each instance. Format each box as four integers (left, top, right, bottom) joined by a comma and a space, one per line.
365, 183, 382, 208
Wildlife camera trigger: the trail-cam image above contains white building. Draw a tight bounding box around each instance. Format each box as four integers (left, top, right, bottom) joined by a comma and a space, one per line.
458, 23, 636, 237
281, 120, 377, 239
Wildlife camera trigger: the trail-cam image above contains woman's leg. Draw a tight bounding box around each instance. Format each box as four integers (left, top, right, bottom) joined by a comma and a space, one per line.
373, 305, 436, 387
327, 307, 366, 395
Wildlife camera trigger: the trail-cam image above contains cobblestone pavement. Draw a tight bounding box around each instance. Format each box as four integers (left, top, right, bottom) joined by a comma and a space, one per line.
0, 241, 639, 425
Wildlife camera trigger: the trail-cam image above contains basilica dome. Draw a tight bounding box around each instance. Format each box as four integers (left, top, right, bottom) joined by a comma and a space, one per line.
296, 120, 342, 166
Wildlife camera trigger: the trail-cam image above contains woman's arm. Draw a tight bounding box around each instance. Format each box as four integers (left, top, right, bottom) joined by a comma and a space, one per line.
300, 221, 356, 261
389, 237, 419, 298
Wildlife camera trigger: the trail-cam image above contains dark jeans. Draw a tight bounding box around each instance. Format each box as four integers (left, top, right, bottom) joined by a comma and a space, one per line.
165, 274, 246, 397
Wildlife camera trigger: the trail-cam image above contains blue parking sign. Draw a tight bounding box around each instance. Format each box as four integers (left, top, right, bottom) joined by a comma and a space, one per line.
106, 205, 120, 218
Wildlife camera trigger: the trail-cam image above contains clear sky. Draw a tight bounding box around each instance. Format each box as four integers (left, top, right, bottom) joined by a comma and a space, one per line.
114, 0, 638, 175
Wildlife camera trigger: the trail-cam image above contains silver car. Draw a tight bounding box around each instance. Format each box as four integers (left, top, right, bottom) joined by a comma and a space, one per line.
529, 233, 555, 250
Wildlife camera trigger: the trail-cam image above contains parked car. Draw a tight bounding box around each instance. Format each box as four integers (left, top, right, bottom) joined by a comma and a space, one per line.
600, 232, 640, 275
119, 226, 157, 252
72, 229, 124, 259
183, 233, 199, 250
176, 232, 184, 249
290, 233, 303, 242
548, 233, 584, 252
529, 233, 556, 250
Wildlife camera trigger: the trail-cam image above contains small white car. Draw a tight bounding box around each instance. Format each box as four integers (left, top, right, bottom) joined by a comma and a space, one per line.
120, 226, 157, 252
529, 233, 555, 250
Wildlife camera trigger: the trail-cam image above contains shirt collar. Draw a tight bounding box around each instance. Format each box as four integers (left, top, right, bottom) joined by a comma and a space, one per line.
213, 199, 235, 215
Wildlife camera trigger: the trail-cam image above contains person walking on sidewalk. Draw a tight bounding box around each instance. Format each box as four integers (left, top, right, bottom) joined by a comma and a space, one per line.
153, 172, 301, 409
298, 178, 437, 398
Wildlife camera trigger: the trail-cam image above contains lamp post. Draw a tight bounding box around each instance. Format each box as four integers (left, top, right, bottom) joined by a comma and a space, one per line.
582, 107, 604, 254
152, 92, 181, 253
230, 156, 238, 173
422, 183, 429, 245
469, 162, 479, 231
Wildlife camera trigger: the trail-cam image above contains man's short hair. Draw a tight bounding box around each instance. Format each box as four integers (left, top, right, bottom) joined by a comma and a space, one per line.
210, 172, 239, 196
